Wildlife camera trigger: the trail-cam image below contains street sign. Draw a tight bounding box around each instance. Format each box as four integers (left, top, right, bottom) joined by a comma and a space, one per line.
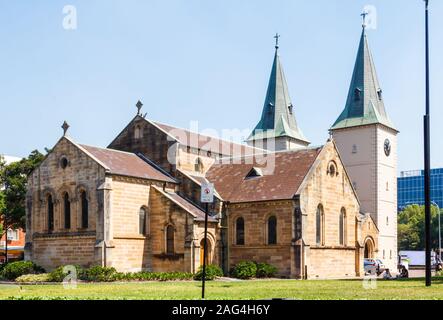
201, 182, 214, 203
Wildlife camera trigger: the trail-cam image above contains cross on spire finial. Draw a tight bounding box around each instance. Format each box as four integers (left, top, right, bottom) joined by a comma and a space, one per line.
136, 100, 143, 116
361, 11, 369, 29
274, 33, 280, 50
61, 121, 70, 136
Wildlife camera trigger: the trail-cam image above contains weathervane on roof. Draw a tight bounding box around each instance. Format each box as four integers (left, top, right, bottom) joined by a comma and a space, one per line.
62, 121, 70, 136
136, 100, 143, 116
274, 33, 280, 50
361, 10, 369, 29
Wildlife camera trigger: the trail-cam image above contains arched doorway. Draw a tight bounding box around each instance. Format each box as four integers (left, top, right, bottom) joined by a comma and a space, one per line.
364, 238, 374, 259
200, 239, 211, 267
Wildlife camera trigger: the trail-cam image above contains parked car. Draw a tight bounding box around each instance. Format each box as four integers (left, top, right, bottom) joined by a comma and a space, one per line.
375, 259, 386, 275
364, 258, 377, 275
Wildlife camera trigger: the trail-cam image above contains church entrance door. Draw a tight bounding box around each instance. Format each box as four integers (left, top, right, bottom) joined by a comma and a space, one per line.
200, 239, 211, 267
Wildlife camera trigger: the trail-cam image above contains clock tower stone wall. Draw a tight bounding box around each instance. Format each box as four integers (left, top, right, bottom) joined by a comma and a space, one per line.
332, 125, 397, 270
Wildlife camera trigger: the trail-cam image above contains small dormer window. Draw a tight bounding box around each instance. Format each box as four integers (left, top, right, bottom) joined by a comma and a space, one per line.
352, 144, 358, 154
288, 104, 293, 114
354, 88, 362, 101
245, 167, 263, 179
377, 89, 383, 100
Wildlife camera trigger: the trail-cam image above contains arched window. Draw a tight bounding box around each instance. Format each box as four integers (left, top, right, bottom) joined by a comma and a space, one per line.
166, 225, 174, 254
80, 191, 88, 229
139, 207, 147, 235
63, 193, 71, 229
316, 205, 324, 245
236, 217, 245, 245
195, 157, 203, 173
47, 194, 54, 232
267, 216, 277, 245
339, 208, 347, 246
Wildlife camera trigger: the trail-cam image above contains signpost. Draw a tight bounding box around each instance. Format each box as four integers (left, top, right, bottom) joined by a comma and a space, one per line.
200, 182, 214, 300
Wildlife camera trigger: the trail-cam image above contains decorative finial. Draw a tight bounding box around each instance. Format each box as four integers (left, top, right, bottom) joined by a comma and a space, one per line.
62, 121, 70, 136
274, 33, 280, 50
136, 100, 143, 116
361, 11, 369, 29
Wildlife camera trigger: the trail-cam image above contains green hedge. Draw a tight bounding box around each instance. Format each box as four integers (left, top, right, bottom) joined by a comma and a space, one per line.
231, 261, 257, 279
256, 263, 278, 278
231, 261, 278, 279
46, 265, 193, 282
48, 265, 84, 282
193, 265, 224, 281
1, 261, 45, 280
15, 273, 52, 283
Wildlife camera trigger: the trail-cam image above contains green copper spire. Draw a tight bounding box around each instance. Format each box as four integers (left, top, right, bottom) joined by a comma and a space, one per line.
247, 35, 309, 145
331, 26, 396, 131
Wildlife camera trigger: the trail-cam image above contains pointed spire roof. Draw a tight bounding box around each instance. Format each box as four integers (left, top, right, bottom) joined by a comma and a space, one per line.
331, 27, 396, 131
248, 39, 309, 144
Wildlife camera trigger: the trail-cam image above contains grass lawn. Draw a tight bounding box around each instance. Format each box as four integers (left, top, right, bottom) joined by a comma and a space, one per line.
1, 277, 443, 300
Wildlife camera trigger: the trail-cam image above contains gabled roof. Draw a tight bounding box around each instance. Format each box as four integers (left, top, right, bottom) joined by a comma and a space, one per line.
80, 144, 176, 183
153, 121, 259, 157
248, 47, 309, 144
331, 28, 396, 131
205, 147, 322, 203
152, 186, 217, 222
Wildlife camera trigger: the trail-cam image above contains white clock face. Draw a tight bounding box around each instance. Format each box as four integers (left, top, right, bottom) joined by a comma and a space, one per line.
384, 139, 391, 157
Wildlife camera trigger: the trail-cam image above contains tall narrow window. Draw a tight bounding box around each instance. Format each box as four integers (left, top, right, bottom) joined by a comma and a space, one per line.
339, 208, 347, 246
268, 216, 277, 245
63, 193, 71, 229
47, 195, 54, 232
316, 205, 324, 245
81, 191, 88, 229
139, 207, 147, 235
134, 125, 142, 139
236, 217, 245, 245
166, 225, 174, 254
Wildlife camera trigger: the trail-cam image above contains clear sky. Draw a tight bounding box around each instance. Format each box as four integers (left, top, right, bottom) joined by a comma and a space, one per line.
0, 0, 442, 173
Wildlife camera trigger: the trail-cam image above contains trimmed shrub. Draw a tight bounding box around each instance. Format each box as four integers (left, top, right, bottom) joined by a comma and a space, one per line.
1, 261, 45, 280
194, 265, 224, 281
231, 261, 257, 279
48, 265, 84, 282
81, 266, 117, 282
113, 271, 193, 282
255, 263, 278, 278
15, 273, 52, 283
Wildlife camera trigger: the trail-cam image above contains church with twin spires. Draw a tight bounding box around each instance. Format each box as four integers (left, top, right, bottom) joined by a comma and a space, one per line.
24, 20, 398, 278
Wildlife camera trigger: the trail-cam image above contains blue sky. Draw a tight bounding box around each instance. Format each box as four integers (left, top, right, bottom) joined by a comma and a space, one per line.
0, 0, 442, 172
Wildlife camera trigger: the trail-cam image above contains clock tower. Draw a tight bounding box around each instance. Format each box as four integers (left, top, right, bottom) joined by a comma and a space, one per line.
330, 23, 399, 271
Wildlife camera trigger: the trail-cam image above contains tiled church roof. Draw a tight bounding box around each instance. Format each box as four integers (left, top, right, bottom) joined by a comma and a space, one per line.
206, 147, 322, 203
80, 144, 176, 183
152, 186, 217, 222
153, 121, 259, 157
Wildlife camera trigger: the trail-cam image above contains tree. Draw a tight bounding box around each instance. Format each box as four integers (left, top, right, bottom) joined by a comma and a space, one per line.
0, 150, 45, 234
398, 204, 441, 251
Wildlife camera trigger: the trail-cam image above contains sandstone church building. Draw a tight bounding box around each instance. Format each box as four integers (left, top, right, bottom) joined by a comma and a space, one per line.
24, 22, 398, 279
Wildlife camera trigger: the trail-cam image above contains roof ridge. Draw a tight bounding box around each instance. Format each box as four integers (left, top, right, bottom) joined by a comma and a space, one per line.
80, 143, 139, 157
153, 120, 262, 151
218, 145, 323, 162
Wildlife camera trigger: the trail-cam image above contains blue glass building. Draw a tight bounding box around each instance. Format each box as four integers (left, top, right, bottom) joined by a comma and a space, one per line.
398, 168, 443, 211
